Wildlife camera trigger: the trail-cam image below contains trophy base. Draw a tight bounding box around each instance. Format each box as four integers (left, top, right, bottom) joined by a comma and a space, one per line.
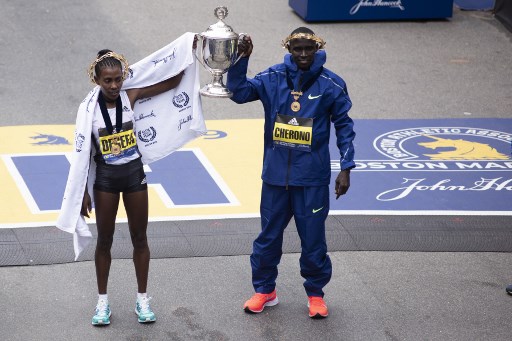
199, 84, 233, 98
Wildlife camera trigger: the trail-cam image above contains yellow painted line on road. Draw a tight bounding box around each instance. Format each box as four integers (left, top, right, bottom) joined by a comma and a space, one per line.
0, 120, 265, 227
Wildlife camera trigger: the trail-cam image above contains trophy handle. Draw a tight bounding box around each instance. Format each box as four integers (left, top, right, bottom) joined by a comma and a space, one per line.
194, 34, 207, 68
233, 33, 248, 64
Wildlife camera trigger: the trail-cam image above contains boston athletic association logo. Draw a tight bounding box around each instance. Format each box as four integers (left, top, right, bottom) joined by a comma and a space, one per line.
372, 127, 511, 162
172, 92, 190, 109
138, 127, 157, 144
360, 126, 512, 202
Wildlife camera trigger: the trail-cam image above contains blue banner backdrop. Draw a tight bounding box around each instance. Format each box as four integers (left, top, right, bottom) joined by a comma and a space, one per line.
289, 0, 454, 22
328, 119, 512, 213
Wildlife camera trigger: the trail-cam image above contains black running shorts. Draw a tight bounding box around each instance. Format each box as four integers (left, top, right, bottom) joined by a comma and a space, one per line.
94, 157, 147, 194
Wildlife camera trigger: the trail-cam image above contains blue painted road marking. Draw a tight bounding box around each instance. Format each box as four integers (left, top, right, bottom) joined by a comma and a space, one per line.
11, 155, 69, 212
146, 150, 230, 206
8, 150, 232, 212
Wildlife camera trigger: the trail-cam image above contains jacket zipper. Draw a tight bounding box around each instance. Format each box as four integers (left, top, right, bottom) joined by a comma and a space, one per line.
285, 74, 303, 190
285, 149, 291, 190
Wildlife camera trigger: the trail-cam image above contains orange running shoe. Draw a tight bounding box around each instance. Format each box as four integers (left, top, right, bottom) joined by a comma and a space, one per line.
243, 290, 278, 313
308, 296, 329, 318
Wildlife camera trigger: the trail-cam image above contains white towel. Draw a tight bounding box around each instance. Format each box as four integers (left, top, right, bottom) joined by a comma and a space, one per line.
57, 32, 206, 260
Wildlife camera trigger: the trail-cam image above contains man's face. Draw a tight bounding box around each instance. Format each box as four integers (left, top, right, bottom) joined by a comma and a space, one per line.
288, 38, 318, 71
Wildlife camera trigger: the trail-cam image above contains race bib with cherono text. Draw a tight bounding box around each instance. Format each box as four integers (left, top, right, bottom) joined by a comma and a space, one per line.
273, 114, 313, 152
99, 129, 138, 161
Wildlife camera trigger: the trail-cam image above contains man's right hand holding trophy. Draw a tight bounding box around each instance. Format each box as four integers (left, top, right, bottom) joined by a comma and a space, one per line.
195, 6, 250, 98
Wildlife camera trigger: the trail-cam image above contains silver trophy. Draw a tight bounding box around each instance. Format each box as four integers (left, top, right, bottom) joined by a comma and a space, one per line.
196, 6, 245, 98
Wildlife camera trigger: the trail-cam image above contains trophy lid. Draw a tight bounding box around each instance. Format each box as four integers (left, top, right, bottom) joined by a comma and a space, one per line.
201, 6, 238, 40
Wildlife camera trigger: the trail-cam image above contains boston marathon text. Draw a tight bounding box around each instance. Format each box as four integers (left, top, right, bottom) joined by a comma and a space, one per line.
330, 161, 512, 171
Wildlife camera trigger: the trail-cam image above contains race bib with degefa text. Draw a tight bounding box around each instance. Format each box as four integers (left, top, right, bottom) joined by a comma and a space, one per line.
98, 129, 137, 161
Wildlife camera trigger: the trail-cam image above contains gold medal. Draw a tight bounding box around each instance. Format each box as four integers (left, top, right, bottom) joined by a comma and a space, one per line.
290, 90, 303, 112
111, 144, 121, 155
111, 136, 121, 155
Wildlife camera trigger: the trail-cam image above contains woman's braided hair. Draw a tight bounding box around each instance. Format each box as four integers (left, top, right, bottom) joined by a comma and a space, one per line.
88, 49, 129, 84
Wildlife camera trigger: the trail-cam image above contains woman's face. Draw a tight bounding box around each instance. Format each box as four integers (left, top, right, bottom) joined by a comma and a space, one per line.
95, 66, 124, 103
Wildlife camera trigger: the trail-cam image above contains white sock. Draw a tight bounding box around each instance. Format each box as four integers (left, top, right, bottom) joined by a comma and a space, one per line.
98, 294, 108, 303
137, 292, 147, 301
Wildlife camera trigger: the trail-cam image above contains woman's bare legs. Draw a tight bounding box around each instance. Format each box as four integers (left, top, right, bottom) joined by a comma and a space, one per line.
123, 189, 150, 293
93, 190, 120, 294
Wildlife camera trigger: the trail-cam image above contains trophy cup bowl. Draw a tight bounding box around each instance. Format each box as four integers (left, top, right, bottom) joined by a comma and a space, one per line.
196, 6, 244, 98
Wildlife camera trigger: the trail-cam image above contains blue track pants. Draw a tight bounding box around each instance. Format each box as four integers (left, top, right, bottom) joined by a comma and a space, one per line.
251, 182, 332, 297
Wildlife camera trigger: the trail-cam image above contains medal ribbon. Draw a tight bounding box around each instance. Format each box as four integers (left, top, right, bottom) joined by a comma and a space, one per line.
98, 91, 123, 134
285, 68, 323, 96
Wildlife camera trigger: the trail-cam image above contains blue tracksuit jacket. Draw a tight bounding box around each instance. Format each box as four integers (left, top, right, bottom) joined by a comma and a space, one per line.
227, 50, 355, 187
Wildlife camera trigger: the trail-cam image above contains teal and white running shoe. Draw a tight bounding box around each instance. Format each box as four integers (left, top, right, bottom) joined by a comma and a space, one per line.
135, 296, 156, 323
92, 299, 111, 326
